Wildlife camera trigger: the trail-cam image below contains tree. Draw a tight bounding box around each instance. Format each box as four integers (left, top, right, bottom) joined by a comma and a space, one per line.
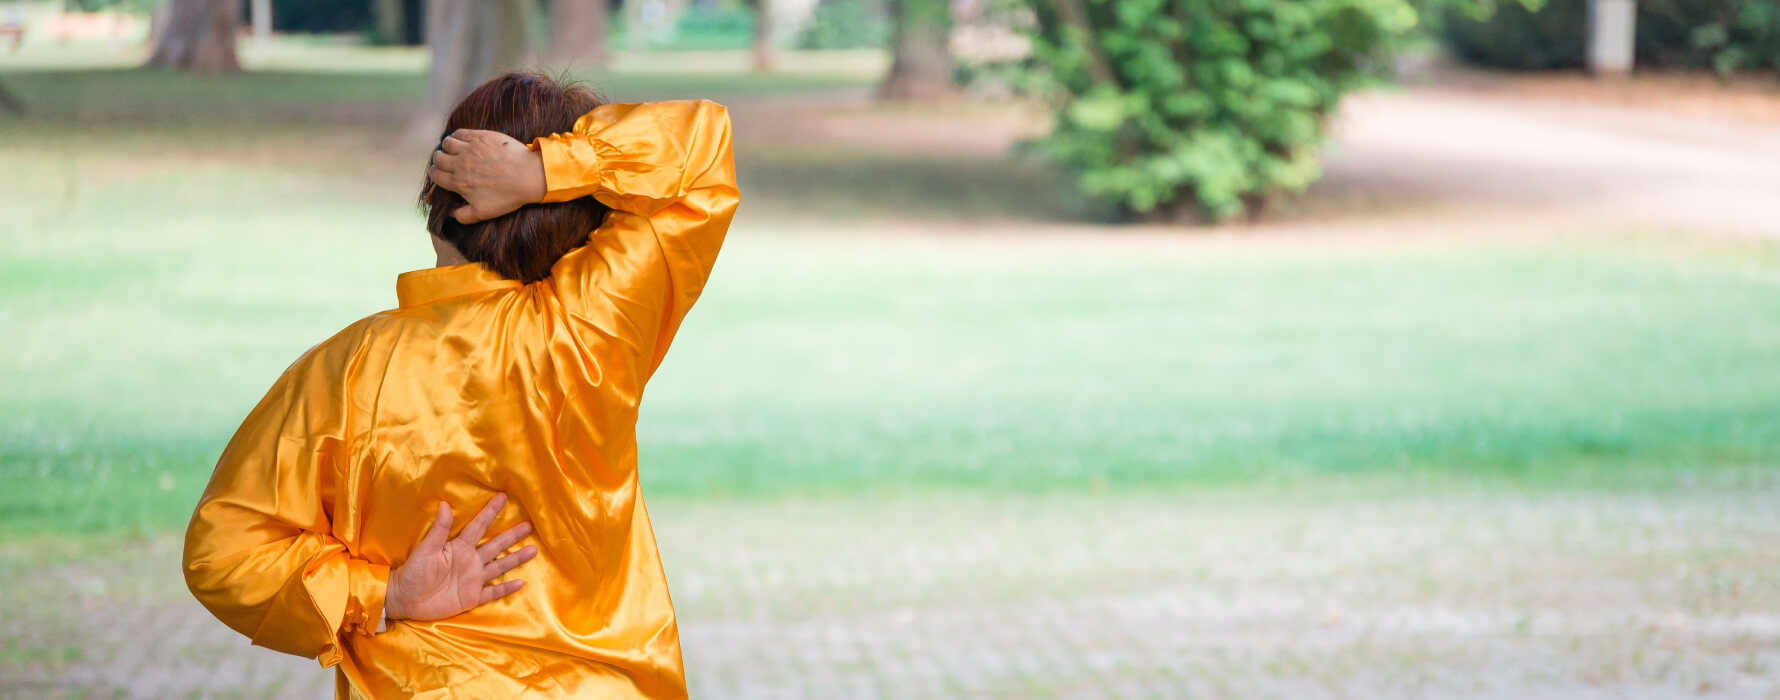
879, 0, 954, 100
753, 0, 776, 72
372, 0, 408, 44
546, 0, 610, 69
407, 0, 534, 143
145, 0, 240, 73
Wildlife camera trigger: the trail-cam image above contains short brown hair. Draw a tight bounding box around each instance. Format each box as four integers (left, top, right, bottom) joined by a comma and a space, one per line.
420, 73, 611, 283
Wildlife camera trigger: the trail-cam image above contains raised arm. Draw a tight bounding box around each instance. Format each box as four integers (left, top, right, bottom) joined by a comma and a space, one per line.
535, 100, 739, 377
430, 99, 738, 379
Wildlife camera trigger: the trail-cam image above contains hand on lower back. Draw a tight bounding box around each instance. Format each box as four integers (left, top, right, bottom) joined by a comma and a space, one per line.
428, 129, 548, 224
384, 493, 537, 622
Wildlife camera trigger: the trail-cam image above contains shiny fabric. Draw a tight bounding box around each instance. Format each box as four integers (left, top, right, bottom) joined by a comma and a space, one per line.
182, 100, 738, 699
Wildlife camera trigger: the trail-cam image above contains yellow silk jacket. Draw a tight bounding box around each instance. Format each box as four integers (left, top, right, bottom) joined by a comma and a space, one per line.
182, 100, 737, 699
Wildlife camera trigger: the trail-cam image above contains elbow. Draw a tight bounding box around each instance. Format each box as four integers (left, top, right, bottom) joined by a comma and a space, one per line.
180, 504, 249, 635
181, 503, 221, 597
181, 523, 228, 622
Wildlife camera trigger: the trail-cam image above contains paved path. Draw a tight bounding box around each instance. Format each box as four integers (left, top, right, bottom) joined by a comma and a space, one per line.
734, 79, 1780, 238
7, 489, 1779, 699
1324, 89, 1780, 239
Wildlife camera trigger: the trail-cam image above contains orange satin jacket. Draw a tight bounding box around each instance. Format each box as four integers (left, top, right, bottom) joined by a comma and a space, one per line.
182, 100, 738, 699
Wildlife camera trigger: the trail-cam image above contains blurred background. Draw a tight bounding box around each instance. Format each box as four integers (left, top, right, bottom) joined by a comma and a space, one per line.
3, 0, 1780, 697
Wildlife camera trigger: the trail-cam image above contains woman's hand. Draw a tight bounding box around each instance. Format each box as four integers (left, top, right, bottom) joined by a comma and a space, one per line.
383, 493, 538, 623
429, 129, 548, 224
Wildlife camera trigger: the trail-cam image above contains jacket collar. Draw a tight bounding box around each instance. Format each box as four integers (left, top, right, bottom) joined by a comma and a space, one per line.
395, 263, 521, 308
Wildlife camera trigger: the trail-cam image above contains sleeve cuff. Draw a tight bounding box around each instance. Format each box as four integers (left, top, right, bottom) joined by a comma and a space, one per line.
305, 554, 389, 668
344, 558, 389, 637
535, 133, 605, 204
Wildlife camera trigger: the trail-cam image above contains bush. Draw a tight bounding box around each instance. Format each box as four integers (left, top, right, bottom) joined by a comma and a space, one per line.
1024, 0, 1524, 222
1444, 0, 1780, 75
1638, 0, 1780, 74
1442, 0, 1588, 70
273, 0, 374, 35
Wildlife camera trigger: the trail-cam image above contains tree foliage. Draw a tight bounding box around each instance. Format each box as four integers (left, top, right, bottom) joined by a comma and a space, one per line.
1442, 0, 1587, 71
1023, 0, 1535, 222
1445, 0, 1780, 76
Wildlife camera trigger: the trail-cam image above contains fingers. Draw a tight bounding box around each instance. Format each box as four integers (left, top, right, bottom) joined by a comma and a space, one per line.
429, 150, 460, 174
477, 521, 533, 561
459, 492, 507, 544
451, 204, 483, 225
418, 501, 452, 550
451, 128, 506, 142
440, 134, 470, 155
479, 578, 525, 605
483, 544, 538, 581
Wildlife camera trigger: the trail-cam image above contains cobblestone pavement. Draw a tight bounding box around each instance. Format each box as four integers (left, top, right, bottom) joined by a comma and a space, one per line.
6, 490, 1780, 699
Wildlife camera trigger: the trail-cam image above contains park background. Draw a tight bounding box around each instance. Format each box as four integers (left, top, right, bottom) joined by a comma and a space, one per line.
3, 0, 1780, 697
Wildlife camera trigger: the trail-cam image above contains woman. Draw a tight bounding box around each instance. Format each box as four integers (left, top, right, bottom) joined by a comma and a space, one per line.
182, 73, 738, 699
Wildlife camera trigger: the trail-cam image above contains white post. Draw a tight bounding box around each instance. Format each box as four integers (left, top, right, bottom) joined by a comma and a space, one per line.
1589, 0, 1636, 77
252, 0, 272, 52
627, 0, 645, 52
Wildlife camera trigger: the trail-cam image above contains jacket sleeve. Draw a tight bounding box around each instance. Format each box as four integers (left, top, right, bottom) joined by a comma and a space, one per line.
530, 99, 739, 381
182, 334, 387, 667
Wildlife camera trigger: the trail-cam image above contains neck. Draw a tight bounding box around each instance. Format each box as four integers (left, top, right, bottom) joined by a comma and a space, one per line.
431, 235, 470, 268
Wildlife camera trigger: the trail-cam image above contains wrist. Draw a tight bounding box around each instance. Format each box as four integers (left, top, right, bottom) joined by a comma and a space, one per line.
382, 581, 405, 621
525, 149, 547, 204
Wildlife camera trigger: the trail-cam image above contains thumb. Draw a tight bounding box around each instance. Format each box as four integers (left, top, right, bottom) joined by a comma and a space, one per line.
419, 502, 453, 550
451, 204, 483, 225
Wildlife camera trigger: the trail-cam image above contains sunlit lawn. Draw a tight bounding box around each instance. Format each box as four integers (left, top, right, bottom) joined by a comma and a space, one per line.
4, 50, 1780, 537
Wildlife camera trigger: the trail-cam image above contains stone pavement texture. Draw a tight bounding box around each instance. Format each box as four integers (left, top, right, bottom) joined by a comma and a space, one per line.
6, 490, 1780, 699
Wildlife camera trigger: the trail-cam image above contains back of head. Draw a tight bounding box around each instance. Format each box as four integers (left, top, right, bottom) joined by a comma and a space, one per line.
420, 73, 610, 284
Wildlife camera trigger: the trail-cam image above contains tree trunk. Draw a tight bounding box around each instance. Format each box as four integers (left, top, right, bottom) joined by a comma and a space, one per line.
752, 0, 775, 72
546, 0, 609, 69
486, 0, 534, 77
146, 0, 241, 74
880, 0, 953, 101
0, 78, 23, 115
147, 0, 171, 48
373, 0, 407, 44
406, 0, 533, 144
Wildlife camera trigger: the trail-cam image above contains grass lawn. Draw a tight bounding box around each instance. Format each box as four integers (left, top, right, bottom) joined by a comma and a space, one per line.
4, 52, 1780, 537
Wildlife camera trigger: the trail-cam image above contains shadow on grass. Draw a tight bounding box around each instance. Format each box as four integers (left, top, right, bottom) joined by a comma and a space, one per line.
0, 66, 1107, 223
0, 68, 876, 124
740, 146, 1111, 224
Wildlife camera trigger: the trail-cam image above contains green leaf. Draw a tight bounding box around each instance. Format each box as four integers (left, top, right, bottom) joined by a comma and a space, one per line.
1065, 91, 1131, 132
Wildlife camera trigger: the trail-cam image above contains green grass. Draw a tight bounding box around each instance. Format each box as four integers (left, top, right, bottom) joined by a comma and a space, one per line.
3, 58, 1780, 536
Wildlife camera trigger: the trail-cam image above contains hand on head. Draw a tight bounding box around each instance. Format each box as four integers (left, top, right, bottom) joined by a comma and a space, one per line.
383, 493, 538, 623
428, 129, 549, 225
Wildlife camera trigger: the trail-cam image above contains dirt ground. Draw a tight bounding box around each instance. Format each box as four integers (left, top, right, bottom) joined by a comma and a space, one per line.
734, 68, 1780, 238
7, 488, 1780, 699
